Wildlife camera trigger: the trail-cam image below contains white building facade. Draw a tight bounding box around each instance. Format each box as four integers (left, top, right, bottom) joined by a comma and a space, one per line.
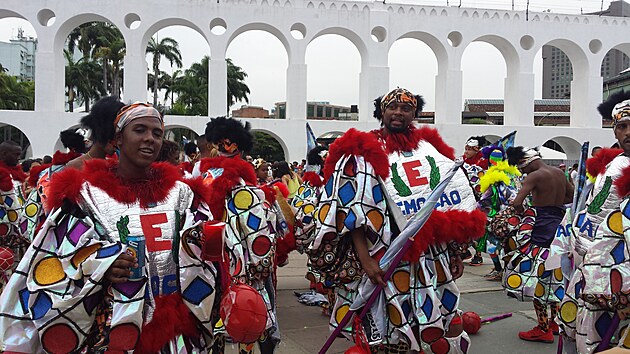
1, 0, 629, 161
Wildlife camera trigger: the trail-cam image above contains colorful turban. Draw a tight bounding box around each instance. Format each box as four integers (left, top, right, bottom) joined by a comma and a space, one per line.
488, 149, 504, 165
381, 88, 418, 113
465, 138, 480, 148
114, 102, 163, 134
612, 99, 630, 126
517, 147, 541, 169
253, 158, 266, 170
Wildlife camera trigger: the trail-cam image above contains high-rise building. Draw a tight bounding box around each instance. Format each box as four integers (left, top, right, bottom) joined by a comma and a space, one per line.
542, 0, 630, 99
0, 28, 37, 81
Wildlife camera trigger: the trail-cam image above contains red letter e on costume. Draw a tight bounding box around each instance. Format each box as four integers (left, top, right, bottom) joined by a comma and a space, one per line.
140, 213, 170, 252
402, 160, 428, 187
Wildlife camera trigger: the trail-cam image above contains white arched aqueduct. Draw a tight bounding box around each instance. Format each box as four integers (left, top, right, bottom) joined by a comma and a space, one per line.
2, 0, 629, 160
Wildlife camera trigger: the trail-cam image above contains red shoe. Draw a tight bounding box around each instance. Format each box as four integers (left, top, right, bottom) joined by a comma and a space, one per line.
549, 321, 560, 335
518, 326, 554, 343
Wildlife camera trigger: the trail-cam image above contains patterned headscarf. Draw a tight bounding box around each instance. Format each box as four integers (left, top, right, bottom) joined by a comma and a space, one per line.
612, 99, 630, 126
380, 88, 418, 113
114, 102, 163, 134
517, 147, 541, 169
253, 158, 266, 170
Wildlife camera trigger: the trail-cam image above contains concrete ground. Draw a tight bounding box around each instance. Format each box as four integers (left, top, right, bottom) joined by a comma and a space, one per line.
224, 253, 558, 354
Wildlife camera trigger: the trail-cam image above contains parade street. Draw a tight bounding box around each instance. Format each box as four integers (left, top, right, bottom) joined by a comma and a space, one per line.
231, 252, 557, 354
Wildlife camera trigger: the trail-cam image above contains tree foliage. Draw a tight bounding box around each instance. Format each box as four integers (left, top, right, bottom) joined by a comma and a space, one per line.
0, 73, 34, 110
251, 131, 285, 162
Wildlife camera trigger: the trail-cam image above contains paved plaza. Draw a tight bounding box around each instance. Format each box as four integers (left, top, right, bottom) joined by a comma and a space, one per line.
219, 252, 558, 353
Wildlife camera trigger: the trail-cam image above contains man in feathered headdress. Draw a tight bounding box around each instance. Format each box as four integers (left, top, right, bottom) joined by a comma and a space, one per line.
310, 88, 486, 353
557, 91, 630, 353
503, 145, 573, 343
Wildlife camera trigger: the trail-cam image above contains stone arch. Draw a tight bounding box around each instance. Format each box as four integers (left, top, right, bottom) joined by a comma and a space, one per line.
141, 18, 209, 56
467, 35, 520, 75
542, 136, 581, 161
483, 134, 502, 144
392, 31, 448, 67
317, 131, 344, 146
226, 22, 291, 59
0, 122, 33, 159
599, 43, 630, 83
250, 128, 288, 162
543, 38, 588, 76
163, 124, 201, 145
309, 27, 368, 67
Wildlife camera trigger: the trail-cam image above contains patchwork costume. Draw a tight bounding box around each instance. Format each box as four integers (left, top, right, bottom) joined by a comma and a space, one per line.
197, 157, 281, 351
0, 160, 220, 353
21, 150, 82, 241
310, 126, 486, 353
0, 161, 28, 293
557, 149, 630, 353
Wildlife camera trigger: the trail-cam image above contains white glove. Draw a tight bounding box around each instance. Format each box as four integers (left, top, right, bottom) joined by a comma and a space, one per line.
574, 235, 594, 257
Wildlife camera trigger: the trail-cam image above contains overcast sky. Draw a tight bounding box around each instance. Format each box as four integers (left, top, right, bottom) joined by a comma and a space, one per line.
0, 0, 616, 112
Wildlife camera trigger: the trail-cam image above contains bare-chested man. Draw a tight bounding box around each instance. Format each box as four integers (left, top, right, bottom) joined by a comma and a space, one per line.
503, 147, 573, 344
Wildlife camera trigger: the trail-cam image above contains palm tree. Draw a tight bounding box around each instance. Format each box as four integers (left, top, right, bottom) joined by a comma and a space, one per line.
64, 50, 104, 112
0, 73, 34, 110
95, 36, 126, 98
146, 36, 183, 106
226, 58, 250, 109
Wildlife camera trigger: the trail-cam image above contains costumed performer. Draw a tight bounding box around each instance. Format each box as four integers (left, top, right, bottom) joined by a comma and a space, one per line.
502, 146, 573, 343
476, 147, 521, 281
197, 117, 280, 354
462, 136, 488, 267
310, 88, 486, 353
0, 141, 28, 294
0, 103, 220, 353
556, 91, 630, 353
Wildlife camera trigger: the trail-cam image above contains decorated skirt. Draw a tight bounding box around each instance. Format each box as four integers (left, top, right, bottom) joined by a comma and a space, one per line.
502, 207, 565, 303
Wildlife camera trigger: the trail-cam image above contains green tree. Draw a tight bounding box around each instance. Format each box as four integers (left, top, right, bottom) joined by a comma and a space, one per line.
251, 132, 284, 162
227, 58, 250, 109
0, 73, 34, 110
64, 50, 104, 112
95, 36, 125, 98
146, 36, 183, 106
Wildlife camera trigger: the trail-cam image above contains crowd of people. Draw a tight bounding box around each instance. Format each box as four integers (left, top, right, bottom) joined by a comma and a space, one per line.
0, 88, 627, 354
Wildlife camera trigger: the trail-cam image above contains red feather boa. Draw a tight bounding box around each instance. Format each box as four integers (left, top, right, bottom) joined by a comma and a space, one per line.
372, 125, 456, 159
47, 159, 182, 210
0, 161, 27, 191
179, 161, 194, 174
134, 293, 199, 354
586, 148, 623, 177
28, 163, 52, 187
616, 165, 630, 198
198, 157, 257, 220
182, 177, 213, 210
324, 129, 390, 180
52, 150, 82, 165
301, 171, 324, 187
403, 209, 487, 262
276, 230, 296, 266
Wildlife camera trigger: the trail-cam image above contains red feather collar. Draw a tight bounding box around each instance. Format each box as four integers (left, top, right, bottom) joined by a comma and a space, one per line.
615, 165, 630, 198
0, 161, 27, 191
372, 125, 456, 159
301, 171, 324, 187
52, 150, 82, 165
28, 163, 52, 187
464, 151, 488, 169
586, 148, 623, 177
47, 159, 182, 210
197, 156, 257, 220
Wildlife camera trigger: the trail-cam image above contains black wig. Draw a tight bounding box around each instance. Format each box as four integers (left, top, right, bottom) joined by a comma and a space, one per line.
80, 96, 125, 146
307, 145, 328, 166
59, 129, 87, 153
598, 90, 630, 120
506, 146, 527, 166
205, 117, 254, 153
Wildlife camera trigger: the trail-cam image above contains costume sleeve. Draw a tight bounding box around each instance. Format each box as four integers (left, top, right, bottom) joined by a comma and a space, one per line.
224, 184, 275, 283
177, 193, 219, 339
0, 205, 124, 353
20, 188, 45, 242
291, 182, 320, 253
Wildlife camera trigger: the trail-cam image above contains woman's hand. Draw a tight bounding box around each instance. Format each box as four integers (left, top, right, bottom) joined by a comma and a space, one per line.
104, 253, 137, 283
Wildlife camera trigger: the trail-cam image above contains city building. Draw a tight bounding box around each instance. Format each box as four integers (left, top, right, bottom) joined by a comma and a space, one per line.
542, 0, 630, 99
274, 101, 357, 120
464, 99, 571, 126
0, 28, 37, 81
232, 105, 270, 118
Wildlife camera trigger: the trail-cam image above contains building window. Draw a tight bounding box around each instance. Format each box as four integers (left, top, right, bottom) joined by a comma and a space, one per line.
307, 104, 314, 118
317, 106, 323, 118
326, 107, 332, 117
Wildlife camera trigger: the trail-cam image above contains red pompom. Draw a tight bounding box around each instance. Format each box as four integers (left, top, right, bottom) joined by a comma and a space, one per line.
345, 344, 371, 354
0, 247, 14, 271
220, 283, 268, 343
202, 221, 225, 262
462, 311, 482, 334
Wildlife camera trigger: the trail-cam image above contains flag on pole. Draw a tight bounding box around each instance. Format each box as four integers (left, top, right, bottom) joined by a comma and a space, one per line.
306, 122, 317, 154
496, 130, 516, 150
